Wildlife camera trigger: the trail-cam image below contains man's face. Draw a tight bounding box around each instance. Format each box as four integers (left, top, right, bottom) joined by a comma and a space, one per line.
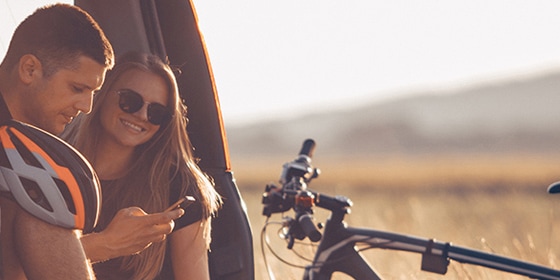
21, 55, 107, 135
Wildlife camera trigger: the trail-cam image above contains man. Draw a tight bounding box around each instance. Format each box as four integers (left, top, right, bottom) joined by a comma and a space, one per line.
0, 4, 112, 279
0, 4, 182, 279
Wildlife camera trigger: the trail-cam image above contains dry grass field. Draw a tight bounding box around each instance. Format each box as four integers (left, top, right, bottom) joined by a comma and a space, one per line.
230, 154, 560, 279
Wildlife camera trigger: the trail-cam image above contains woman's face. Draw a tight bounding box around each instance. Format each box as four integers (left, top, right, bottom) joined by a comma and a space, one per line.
99, 68, 169, 149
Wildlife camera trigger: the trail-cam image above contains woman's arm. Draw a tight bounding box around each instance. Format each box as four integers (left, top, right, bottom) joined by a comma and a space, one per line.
81, 207, 184, 263
169, 220, 210, 280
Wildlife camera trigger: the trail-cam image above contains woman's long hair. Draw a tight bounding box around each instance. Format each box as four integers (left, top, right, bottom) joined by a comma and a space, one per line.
63, 52, 221, 280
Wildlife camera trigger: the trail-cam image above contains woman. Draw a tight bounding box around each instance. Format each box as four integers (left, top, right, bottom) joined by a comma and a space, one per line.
63, 52, 221, 279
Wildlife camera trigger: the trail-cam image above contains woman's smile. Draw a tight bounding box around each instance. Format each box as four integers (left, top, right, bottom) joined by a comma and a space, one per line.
120, 118, 146, 133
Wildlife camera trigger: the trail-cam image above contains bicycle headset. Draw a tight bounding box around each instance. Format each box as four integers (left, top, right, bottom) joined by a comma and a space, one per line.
0, 120, 101, 232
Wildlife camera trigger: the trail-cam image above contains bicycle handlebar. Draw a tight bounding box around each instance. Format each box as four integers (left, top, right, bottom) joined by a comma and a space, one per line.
262, 139, 352, 243
299, 138, 315, 157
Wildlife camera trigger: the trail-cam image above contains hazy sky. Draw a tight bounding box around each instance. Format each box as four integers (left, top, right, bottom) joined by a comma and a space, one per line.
3, 1, 560, 126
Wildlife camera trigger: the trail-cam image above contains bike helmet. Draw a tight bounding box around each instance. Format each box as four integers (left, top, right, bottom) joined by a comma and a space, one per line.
0, 120, 101, 232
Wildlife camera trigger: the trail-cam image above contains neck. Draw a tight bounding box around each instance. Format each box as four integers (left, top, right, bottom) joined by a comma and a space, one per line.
0, 68, 27, 122
0, 67, 9, 91
94, 138, 135, 180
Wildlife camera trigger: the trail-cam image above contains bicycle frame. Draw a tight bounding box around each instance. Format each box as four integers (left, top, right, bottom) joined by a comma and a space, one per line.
306, 194, 560, 279
262, 139, 560, 279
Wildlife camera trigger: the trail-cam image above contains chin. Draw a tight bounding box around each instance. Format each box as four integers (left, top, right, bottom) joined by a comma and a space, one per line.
41, 124, 63, 136
53, 124, 68, 135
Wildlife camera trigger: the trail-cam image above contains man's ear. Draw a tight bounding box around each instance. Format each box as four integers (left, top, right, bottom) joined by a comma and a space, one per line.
18, 54, 43, 84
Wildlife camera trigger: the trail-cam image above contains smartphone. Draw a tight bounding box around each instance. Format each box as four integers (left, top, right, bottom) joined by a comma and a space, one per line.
165, 195, 196, 212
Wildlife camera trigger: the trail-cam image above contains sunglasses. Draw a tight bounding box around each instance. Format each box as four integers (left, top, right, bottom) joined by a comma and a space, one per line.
117, 89, 172, 126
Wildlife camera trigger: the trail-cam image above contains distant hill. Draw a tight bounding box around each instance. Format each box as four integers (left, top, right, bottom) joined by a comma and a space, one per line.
225, 71, 560, 158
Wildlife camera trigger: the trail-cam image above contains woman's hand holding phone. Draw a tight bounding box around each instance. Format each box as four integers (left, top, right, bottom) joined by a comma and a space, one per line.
165, 195, 196, 213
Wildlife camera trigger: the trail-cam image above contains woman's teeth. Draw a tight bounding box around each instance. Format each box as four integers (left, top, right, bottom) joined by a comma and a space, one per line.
121, 119, 145, 132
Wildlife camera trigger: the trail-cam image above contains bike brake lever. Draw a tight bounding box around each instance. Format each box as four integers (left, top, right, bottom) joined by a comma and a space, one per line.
287, 234, 295, 249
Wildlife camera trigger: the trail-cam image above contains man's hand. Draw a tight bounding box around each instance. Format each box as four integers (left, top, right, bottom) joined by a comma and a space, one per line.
82, 206, 184, 263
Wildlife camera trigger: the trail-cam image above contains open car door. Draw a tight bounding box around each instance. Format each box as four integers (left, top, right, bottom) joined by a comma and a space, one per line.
74, 0, 255, 279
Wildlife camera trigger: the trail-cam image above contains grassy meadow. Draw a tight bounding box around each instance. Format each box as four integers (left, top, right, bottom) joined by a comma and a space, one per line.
230, 154, 560, 279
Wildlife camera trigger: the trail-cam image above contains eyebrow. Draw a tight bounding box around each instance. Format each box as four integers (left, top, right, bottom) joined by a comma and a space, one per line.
73, 82, 98, 91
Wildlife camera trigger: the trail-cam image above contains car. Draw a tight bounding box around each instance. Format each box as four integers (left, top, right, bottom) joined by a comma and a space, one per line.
75, 0, 255, 279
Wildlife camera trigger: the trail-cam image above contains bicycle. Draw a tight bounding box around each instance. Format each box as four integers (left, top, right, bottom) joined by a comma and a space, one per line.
260, 139, 560, 279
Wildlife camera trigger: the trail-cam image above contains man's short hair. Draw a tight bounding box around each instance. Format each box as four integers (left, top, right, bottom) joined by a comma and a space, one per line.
1, 3, 114, 76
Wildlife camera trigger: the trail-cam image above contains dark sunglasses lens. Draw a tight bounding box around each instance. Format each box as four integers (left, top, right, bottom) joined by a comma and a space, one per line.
148, 104, 171, 125
118, 90, 143, 113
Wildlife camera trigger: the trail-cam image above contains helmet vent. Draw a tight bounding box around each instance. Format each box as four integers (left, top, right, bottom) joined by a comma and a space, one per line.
20, 177, 53, 212
8, 130, 42, 168
0, 141, 11, 168
54, 177, 77, 215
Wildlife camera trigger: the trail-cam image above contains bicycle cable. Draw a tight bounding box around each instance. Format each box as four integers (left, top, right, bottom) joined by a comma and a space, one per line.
261, 218, 317, 277
262, 215, 394, 273
261, 217, 280, 280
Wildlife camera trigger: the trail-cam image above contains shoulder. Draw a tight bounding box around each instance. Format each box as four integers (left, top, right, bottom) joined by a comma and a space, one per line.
169, 174, 203, 231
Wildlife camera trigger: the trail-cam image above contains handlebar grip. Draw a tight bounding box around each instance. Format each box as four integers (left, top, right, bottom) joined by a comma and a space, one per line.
298, 139, 316, 158
298, 213, 322, 242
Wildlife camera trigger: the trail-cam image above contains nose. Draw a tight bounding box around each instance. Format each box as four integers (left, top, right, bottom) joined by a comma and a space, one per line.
133, 103, 150, 122
76, 92, 94, 114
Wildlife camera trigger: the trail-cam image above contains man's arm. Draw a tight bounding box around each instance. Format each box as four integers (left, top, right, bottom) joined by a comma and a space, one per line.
14, 207, 96, 280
